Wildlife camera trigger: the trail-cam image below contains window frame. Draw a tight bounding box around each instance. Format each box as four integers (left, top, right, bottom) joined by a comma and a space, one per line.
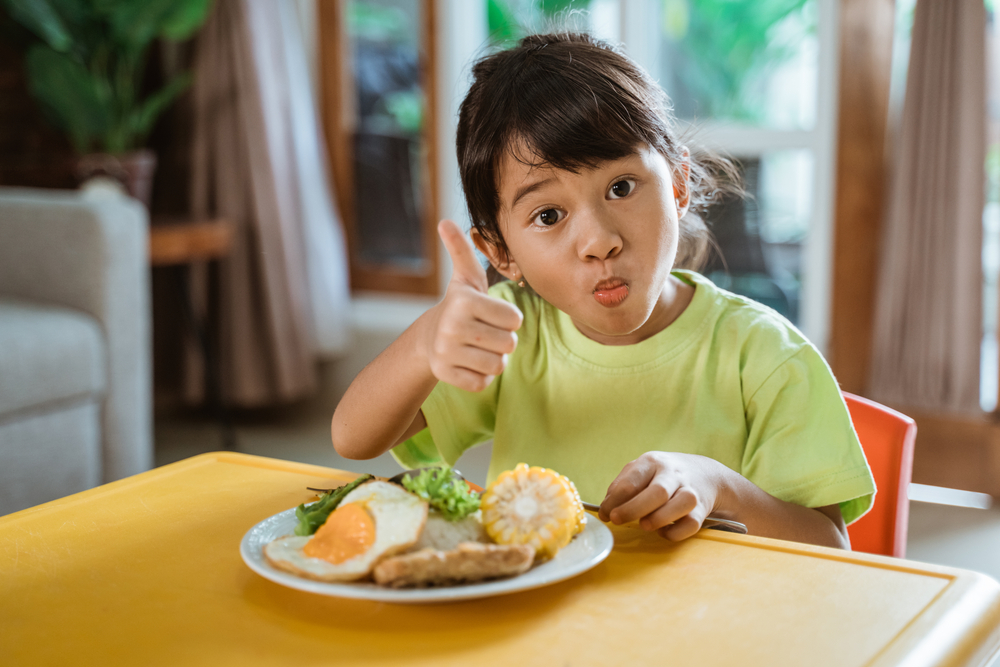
318, 0, 442, 296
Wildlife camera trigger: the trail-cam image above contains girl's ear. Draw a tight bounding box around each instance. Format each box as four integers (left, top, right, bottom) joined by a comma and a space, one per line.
673, 146, 692, 219
471, 228, 520, 282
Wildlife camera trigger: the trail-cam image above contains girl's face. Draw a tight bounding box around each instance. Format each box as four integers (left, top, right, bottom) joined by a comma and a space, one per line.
480, 144, 692, 345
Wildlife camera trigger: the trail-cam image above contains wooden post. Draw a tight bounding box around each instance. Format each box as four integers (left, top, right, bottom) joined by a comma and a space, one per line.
829, 0, 897, 394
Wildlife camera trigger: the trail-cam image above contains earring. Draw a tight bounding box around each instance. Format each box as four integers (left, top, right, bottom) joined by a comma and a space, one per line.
515, 271, 525, 288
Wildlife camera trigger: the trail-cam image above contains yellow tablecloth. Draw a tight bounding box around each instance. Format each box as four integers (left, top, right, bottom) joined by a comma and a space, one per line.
2, 452, 999, 666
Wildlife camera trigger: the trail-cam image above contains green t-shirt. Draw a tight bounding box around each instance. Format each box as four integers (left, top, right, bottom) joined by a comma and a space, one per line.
393, 270, 876, 525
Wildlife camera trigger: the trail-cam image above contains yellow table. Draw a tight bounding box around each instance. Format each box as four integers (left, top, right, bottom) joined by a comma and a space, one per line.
3, 452, 1000, 667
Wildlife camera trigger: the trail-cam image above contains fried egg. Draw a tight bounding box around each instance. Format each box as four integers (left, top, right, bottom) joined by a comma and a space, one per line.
264, 480, 428, 582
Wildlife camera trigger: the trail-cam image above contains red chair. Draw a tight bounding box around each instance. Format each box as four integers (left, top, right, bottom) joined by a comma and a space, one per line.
842, 392, 917, 558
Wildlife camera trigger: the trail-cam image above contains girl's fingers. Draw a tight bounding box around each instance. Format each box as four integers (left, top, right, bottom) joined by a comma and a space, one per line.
472, 292, 524, 332
439, 365, 494, 393
638, 487, 700, 531
461, 320, 519, 355
439, 219, 488, 292
609, 473, 681, 525
599, 460, 657, 522
452, 345, 509, 378
658, 515, 702, 542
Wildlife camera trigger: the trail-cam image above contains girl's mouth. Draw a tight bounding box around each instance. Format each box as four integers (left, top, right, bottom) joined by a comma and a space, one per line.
593, 278, 629, 307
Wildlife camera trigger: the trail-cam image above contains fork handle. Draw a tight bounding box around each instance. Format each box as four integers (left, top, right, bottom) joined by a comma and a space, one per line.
580, 501, 748, 535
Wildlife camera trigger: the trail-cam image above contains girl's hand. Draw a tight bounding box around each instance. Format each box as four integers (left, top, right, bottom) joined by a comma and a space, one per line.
422, 219, 523, 392
598, 452, 728, 541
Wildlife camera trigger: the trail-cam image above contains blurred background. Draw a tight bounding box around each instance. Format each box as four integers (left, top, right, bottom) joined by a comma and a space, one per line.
0, 0, 998, 587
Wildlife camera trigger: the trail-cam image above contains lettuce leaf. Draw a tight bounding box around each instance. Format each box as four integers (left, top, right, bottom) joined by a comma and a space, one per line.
293, 474, 374, 536
400, 465, 480, 521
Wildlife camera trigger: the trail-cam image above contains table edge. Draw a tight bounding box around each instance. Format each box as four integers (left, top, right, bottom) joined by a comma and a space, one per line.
0, 452, 359, 527
868, 570, 1000, 667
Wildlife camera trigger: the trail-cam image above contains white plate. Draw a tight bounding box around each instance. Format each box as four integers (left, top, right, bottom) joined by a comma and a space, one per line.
240, 507, 614, 603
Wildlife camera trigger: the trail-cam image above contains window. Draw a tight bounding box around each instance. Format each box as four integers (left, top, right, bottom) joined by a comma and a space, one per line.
320, 0, 440, 295
644, 0, 833, 345
484, 0, 837, 347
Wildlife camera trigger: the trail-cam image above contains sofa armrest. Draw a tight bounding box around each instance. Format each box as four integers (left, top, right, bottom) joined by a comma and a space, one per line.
0, 185, 152, 482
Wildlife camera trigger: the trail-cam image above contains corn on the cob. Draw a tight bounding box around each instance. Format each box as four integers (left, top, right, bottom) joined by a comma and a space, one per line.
480, 463, 585, 560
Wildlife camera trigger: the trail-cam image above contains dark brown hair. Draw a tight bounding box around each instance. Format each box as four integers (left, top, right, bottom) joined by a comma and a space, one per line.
456, 32, 738, 271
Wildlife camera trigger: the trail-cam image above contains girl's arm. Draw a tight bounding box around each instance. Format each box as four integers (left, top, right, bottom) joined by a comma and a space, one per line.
331, 220, 522, 460
598, 452, 849, 549
330, 316, 436, 460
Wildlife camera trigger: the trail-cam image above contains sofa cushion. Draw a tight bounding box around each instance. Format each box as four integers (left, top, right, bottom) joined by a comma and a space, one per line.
0, 399, 101, 515
0, 298, 106, 417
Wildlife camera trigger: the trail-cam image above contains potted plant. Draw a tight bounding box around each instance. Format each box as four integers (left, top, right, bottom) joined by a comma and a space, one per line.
2, 0, 213, 206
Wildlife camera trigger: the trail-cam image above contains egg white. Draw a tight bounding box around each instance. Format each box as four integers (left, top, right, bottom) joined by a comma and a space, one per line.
264, 480, 428, 582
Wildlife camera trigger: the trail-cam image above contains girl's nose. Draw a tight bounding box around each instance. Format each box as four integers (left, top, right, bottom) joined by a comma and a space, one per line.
576, 211, 623, 261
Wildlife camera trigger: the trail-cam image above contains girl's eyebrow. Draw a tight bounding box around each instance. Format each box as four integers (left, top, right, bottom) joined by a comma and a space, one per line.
510, 177, 555, 210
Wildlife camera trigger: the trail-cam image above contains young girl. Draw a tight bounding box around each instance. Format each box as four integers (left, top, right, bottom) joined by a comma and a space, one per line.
332, 32, 875, 549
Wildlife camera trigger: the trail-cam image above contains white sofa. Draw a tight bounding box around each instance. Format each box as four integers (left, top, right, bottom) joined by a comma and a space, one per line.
0, 186, 152, 515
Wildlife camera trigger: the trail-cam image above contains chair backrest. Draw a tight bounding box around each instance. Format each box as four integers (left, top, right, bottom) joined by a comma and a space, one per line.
842, 392, 917, 558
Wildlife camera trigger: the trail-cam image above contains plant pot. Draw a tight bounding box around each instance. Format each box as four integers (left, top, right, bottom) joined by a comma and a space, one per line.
75, 149, 158, 208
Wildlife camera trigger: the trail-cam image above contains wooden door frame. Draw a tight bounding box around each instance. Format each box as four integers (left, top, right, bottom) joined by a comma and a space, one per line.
830, 0, 1000, 496
317, 0, 441, 296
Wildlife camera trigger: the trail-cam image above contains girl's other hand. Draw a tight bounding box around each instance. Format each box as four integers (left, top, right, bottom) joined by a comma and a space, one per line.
423, 219, 523, 392
598, 452, 728, 541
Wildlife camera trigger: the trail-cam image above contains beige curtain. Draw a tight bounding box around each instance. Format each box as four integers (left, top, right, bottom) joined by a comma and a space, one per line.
868, 0, 987, 413
188, 0, 351, 406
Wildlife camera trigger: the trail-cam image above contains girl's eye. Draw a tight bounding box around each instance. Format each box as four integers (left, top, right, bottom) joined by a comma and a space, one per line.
608, 179, 636, 199
533, 208, 564, 227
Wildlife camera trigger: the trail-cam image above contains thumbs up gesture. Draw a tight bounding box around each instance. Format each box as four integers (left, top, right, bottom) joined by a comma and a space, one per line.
422, 219, 523, 392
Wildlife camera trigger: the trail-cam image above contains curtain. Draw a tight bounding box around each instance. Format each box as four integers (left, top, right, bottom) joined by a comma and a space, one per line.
188, 0, 351, 406
868, 0, 987, 413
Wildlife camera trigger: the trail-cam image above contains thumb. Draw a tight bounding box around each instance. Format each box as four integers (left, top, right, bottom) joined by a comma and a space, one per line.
439, 219, 488, 292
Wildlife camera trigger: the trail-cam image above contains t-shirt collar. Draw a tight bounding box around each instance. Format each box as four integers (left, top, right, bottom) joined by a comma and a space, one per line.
546, 270, 717, 370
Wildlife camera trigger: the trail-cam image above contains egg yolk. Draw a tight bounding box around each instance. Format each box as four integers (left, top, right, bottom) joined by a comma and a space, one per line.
303, 503, 375, 564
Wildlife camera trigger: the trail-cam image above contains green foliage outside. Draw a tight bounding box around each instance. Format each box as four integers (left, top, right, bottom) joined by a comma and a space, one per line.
347, 1, 424, 136
348, 1, 410, 44
663, 0, 813, 123
2, 0, 213, 154
487, 0, 591, 45
487, 0, 813, 124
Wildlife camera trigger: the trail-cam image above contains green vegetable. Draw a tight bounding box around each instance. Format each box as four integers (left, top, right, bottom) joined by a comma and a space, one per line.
401, 466, 480, 522
293, 474, 374, 536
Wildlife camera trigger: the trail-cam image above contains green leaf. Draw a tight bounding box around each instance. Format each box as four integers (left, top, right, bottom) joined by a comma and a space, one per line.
105, 0, 186, 52
47, 0, 96, 34
161, 0, 213, 41
2, 0, 72, 51
24, 44, 110, 153
128, 71, 192, 142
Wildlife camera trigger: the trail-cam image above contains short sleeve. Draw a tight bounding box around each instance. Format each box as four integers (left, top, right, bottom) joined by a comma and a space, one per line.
742, 346, 876, 525
390, 427, 441, 469
390, 374, 500, 469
